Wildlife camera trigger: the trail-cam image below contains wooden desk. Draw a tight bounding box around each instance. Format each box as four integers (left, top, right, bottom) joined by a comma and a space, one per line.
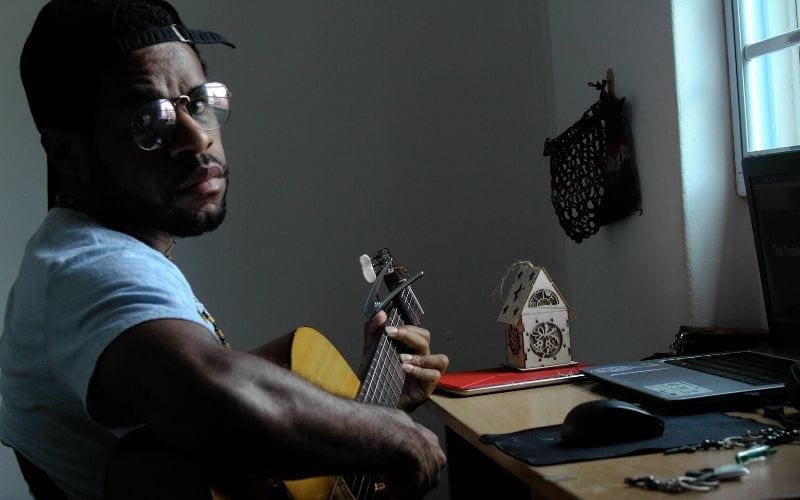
430, 381, 799, 499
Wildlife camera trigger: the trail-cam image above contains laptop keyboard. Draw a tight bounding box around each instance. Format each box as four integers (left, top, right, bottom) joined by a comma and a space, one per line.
664, 351, 795, 386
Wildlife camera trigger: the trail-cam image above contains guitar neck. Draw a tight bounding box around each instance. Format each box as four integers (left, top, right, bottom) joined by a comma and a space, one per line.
343, 252, 425, 500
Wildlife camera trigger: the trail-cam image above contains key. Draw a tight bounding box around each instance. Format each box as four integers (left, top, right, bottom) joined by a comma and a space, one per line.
686, 463, 749, 482
712, 463, 750, 480
664, 443, 699, 454
736, 444, 777, 464
665, 439, 729, 454
698, 439, 725, 450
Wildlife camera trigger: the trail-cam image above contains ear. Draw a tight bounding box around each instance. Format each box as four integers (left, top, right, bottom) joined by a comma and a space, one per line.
40, 127, 89, 181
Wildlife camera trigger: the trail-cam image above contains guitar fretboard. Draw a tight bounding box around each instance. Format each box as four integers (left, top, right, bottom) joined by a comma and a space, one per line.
358, 287, 422, 405
347, 285, 423, 499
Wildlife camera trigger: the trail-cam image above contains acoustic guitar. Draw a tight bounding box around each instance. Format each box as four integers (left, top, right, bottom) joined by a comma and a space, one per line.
104, 248, 425, 499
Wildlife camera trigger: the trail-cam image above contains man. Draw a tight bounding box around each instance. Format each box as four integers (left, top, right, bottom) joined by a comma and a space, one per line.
0, 1, 449, 498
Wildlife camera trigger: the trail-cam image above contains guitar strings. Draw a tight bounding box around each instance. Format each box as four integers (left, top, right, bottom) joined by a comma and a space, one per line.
349, 312, 403, 499
347, 285, 424, 499
362, 312, 403, 406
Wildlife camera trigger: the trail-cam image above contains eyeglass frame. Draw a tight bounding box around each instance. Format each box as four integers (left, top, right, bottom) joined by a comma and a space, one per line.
128, 81, 231, 151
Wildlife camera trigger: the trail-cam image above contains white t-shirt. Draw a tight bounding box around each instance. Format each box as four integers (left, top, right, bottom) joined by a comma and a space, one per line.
0, 208, 218, 499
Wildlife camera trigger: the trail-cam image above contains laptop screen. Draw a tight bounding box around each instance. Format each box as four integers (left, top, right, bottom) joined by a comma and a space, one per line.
744, 149, 800, 350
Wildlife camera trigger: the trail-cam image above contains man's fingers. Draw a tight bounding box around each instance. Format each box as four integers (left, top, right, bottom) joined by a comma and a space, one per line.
366, 310, 388, 333
400, 353, 449, 371
399, 353, 449, 381
385, 325, 431, 355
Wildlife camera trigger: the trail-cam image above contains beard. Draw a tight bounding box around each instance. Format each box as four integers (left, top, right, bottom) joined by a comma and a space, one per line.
88, 152, 229, 238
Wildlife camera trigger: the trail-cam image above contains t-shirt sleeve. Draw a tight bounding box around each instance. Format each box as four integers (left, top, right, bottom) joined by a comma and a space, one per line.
43, 244, 210, 411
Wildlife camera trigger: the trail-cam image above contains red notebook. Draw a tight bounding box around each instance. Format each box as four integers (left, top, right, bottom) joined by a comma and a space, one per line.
436, 362, 590, 397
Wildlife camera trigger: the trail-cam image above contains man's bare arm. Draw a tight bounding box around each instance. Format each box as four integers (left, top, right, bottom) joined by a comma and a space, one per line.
88, 319, 445, 490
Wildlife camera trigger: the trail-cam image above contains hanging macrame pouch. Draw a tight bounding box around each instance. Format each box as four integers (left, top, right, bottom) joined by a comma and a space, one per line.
543, 80, 640, 243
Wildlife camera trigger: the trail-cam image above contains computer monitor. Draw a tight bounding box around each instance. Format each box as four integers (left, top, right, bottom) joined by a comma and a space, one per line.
743, 148, 800, 352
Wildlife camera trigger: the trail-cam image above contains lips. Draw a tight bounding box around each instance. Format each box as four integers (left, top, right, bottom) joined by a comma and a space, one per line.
178, 164, 226, 196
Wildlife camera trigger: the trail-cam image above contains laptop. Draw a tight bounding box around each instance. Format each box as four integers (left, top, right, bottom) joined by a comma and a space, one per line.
582, 149, 800, 404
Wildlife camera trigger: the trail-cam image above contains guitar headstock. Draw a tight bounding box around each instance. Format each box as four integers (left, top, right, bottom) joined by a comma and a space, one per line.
359, 248, 423, 322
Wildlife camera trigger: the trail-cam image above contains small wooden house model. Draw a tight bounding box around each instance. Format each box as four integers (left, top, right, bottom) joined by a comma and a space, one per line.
496, 264, 575, 370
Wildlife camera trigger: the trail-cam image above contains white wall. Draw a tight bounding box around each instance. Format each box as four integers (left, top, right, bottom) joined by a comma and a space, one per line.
673, 0, 766, 329
547, 0, 764, 364
547, 0, 689, 362
1, 1, 50, 497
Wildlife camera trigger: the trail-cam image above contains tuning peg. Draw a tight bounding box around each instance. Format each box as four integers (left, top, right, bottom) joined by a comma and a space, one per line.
359, 254, 377, 283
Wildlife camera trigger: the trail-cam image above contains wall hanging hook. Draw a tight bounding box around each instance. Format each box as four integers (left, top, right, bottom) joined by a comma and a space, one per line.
588, 68, 615, 97
606, 68, 615, 98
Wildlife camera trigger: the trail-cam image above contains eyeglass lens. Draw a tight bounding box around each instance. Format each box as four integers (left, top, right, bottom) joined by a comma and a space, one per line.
129, 82, 230, 151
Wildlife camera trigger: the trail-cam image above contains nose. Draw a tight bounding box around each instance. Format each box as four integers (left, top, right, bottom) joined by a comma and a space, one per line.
168, 104, 214, 157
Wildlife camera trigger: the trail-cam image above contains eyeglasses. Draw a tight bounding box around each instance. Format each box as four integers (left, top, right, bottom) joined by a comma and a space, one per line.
129, 82, 231, 151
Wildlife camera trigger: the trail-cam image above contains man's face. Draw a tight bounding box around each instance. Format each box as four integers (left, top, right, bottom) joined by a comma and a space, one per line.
87, 42, 228, 237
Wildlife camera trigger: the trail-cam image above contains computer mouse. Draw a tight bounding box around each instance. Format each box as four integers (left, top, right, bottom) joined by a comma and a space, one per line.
560, 399, 665, 447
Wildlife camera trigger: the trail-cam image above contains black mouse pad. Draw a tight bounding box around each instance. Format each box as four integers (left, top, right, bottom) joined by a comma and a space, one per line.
479, 413, 776, 466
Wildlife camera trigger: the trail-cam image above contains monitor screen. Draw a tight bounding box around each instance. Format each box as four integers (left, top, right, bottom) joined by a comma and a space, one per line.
744, 149, 800, 348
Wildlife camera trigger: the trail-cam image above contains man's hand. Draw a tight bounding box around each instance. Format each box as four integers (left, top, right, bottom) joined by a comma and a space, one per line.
363, 311, 449, 411
386, 420, 447, 498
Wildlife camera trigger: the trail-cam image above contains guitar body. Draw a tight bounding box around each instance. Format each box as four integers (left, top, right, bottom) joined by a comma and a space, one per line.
287, 326, 361, 401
